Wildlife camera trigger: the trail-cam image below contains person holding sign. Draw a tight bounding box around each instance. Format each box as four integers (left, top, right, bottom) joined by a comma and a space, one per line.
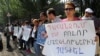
21, 21, 32, 53
43, 2, 97, 56
62, 2, 99, 56
62, 2, 80, 22
42, 8, 62, 38
4, 24, 13, 52
13, 22, 20, 49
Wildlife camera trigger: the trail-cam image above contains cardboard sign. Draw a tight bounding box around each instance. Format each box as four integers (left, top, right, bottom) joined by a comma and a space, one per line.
43, 20, 96, 56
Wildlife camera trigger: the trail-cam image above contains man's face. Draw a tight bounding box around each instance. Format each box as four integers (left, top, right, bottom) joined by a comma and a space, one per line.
47, 14, 53, 20
85, 12, 92, 17
40, 14, 46, 21
65, 5, 75, 17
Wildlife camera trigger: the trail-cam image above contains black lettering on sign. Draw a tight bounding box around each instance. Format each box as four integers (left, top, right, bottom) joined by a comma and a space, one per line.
57, 47, 84, 54
64, 29, 88, 37
47, 39, 95, 45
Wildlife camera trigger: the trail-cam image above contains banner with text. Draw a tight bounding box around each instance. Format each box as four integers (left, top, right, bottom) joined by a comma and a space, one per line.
43, 20, 96, 56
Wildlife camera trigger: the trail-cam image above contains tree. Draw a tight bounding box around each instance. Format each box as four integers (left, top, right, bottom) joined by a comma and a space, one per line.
19, 0, 61, 18
0, 0, 26, 24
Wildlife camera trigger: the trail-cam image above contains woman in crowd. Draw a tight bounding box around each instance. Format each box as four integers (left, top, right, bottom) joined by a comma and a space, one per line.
31, 19, 39, 42
30, 19, 39, 53
62, 2, 80, 22
34, 12, 48, 56
62, 2, 99, 56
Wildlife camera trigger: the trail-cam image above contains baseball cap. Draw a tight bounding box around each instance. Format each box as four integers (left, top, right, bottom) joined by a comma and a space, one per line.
85, 8, 93, 13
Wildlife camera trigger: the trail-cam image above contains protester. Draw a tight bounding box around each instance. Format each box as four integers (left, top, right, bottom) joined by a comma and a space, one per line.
47, 8, 61, 23
41, 8, 62, 39
42, 8, 61, 56
62, 2, 80, 22
22, 21, 32, 53
18, 22, 24, 50
82, 8, 100, 30
64, 3, 99, 56
34, 12, 48, 56
4, 24, 13, 52
13, 22, 20, 49
30, 19, 39, 53
31, 19, 39, 43
82, 8, 94, 20
43, 2, 98, 56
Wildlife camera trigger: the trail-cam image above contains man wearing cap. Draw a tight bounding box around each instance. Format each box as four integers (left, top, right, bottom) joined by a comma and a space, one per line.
82, 8, 94, 20
82, 8, 100, 31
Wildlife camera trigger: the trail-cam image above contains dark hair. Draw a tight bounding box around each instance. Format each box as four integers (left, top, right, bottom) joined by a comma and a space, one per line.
40, 12, 47, 17
65, 2, 76, 9
47, 8, 56, 16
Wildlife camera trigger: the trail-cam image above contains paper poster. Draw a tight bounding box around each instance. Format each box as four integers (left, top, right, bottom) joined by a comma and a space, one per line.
43, 20, 96, 56
17, 27, 22, 38
13, 26, 19, 37
22, 27, 31, 41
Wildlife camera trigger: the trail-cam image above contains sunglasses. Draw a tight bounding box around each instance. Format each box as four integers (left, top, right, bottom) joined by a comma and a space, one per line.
65, 8, 74, 11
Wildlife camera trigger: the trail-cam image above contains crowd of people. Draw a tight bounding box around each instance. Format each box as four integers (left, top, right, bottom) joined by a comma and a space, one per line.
2, 1, 100, 56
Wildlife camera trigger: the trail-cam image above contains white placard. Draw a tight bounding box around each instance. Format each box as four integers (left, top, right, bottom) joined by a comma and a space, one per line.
17, 27, 22, 38
22, 27, 31, 41
13, 26, 19, 37
8, 25, 12, 32
43, 20, 96, 56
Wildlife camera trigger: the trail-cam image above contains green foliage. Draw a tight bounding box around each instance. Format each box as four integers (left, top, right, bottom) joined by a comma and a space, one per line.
0, 0, 25, 24
0, 0, 61, 24
19, 0, 61, 18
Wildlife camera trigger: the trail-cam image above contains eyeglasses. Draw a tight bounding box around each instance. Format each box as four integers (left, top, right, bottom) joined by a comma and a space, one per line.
65, 8, 74, 11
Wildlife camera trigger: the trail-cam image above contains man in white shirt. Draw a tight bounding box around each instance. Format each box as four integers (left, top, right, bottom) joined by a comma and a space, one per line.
82, 8, 94, 20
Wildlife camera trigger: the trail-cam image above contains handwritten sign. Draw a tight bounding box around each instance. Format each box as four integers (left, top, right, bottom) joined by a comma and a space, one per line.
22, 27, 31, 41
43, 20, 96, 56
